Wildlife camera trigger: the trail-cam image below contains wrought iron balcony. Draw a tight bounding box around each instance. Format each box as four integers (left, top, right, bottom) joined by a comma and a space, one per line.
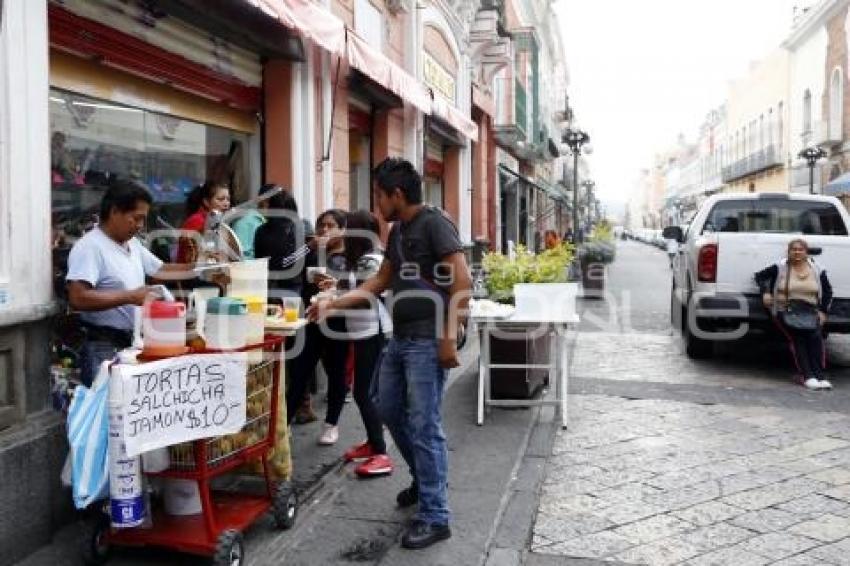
720, 145, 784, 183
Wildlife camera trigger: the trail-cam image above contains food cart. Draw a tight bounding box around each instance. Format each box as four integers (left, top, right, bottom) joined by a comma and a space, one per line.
81, 334, 298, 566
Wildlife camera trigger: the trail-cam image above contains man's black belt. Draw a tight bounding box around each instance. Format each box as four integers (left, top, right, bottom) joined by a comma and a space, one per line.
81, 323, 133, 348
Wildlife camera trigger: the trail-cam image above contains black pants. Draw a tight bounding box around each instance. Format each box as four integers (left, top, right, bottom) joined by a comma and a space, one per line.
287, 320, 349, 426
776, 319, 826, 381
352, 333, 387, 454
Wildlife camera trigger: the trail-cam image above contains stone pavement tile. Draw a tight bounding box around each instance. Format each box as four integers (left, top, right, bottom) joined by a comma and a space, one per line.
642, 481, 721, 511
590, 482, 663, 506
533, 512, 614, 543
821, 484, 850, 503
596, 502, 667, 526
536, 530, 634, 560
676, 522, 755, 553
611, 514, 695, 545
672, 501, 746, 527
776, 493, 850, 518
537, 493, 610, 516
806, 466, 850, 486
772, 438, 850, 462
771, 552, 841, 566
788, 513, 850, 542
611, 536, 703, 566
806, 537, 850, 563
737, 532, 819, 561
729, 508, 806, 534
720, 477, 830, 511
777, 457, 836, 475
683, 545, 770, 566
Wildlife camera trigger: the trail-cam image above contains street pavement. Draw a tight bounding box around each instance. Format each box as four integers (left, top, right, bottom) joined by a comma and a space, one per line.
21, 239, 850, 566
530, 240, 850, 566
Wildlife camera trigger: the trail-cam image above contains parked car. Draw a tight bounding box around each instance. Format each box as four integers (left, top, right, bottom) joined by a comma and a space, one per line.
665, 192, 850, 359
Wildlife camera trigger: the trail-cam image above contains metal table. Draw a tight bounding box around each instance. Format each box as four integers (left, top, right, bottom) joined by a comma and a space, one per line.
473, 314, 578, 429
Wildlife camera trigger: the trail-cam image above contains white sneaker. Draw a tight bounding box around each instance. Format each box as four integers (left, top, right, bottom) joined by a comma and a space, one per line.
819, 379, 833, 390
804, 378, 821, 390
318, 423, 339, 445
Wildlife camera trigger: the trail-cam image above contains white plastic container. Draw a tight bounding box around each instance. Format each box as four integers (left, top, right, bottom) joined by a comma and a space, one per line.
228, 258, 269, 306
108, 370, 146, 528
204, 297, 248, 350
513, 283, 578, 322
163, 478, 202, 516
141, 300, 187, 357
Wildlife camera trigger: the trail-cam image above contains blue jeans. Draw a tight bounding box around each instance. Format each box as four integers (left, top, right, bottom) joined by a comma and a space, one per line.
79, 340, 119, 387
376, 338, 449, 525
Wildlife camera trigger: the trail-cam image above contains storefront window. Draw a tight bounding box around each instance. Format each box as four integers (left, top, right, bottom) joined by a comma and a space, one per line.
423, 178, 444, 208
49, 88, 253, 291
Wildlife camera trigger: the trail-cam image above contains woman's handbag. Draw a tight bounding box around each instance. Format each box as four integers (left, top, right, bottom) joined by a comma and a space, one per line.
778, 266, 820, 331
779, 299, 820, 331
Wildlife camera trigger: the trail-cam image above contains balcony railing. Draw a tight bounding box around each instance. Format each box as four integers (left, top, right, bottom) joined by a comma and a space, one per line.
720, 145, 784, 183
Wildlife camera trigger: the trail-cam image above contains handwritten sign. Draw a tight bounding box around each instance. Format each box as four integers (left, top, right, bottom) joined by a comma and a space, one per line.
114, 353, 248, 458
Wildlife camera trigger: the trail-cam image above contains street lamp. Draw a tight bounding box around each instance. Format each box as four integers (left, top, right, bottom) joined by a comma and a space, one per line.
563, 127, 590, 243
798, 146, 827, 194
582, 179, 595, 231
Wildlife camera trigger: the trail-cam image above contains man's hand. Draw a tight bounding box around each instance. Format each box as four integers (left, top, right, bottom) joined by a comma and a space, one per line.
762, 293, 773, 309
306, 298, 334, 322
128, 285, 157, 306
819, 311, 827, 327
438, 338, 460, 369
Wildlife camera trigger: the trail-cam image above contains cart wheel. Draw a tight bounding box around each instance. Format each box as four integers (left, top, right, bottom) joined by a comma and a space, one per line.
212, 530, 244, 566
272, 481, 298, 530
80, 513, 111, 565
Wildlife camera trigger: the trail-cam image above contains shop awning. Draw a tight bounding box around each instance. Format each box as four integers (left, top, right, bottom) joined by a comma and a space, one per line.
824, 172, 850, 196
346, 32, 432, 114
247, 0, 346, 55
431, 97, 479, 142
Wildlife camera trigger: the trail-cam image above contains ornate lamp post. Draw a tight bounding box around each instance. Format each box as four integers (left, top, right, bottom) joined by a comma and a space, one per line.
799, 146, 827, 195
582, 179, 595, 230
563, 128, 590, 242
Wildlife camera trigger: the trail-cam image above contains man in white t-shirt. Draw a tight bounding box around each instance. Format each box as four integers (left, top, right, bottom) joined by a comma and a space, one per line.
66, 180, 195, 385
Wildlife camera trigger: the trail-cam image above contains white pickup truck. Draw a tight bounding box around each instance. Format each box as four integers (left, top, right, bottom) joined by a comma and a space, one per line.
664, 193, 850, 359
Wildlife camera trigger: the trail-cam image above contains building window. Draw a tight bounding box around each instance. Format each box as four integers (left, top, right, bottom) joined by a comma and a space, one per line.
777, 101, 784, 153
830, 67, 843, 139
759, 114, 765, 151
49, 88, 253, 292
355, 0, 384, 51
768, 108, 774, 148
803, 89, 812, 134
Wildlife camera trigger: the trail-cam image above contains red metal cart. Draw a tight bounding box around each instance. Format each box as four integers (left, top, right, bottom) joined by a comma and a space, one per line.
82, 336, 296, 566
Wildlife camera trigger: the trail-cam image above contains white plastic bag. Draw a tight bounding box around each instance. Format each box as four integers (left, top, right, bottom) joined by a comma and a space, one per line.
66, 362, 110, 509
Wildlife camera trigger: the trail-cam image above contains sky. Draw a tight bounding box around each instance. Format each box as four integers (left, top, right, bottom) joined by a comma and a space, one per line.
552, 0, 808, 214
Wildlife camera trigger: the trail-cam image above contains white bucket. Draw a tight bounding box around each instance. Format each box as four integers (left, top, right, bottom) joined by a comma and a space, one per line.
163, 478, 202, 516
513, 283, 578, 322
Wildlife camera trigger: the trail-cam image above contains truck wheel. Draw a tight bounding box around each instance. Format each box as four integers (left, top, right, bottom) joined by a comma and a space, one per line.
212, 530, 244, 566
682, 304, 713, 359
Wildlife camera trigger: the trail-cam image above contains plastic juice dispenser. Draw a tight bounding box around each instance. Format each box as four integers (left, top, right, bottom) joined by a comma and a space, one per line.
204, 297, 248, 350
141, 300, 187, 358
237, 295, 265, 362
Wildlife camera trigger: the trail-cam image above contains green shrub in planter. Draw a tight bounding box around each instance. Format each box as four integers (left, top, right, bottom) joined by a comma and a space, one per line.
482, 244, 574, 304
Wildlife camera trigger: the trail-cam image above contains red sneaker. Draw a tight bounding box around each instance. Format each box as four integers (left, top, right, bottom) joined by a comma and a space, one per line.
355, 454, 394, 477
343, 442, 376, 462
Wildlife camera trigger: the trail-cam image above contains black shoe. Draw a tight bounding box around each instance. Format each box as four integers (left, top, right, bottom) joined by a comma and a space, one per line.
396, 484, 419, 508
401, 520, 451, 549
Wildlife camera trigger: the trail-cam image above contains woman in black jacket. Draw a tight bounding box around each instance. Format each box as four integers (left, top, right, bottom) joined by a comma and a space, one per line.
754, 238, 833, 390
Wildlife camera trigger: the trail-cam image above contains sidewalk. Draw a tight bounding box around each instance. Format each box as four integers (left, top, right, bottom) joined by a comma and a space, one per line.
16, 335, 560, 566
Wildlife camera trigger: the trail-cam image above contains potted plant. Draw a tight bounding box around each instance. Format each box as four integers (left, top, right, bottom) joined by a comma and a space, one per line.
578, 223, 616, 296
479, 244, 575, 399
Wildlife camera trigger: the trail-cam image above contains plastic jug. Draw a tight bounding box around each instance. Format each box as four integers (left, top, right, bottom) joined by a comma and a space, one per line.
141, 300, 187, 357
236, 295, 265, 344
204, 297, 248, 350
228, 258, 268, 306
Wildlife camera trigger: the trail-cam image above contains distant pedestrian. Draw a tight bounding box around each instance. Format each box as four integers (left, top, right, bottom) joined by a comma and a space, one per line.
307, 158, 471, 549
544, 229, 561, 250
755, 238, 833, 390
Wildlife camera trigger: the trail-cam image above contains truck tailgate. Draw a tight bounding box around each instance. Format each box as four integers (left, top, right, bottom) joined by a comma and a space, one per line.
714, 233, 850, 297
